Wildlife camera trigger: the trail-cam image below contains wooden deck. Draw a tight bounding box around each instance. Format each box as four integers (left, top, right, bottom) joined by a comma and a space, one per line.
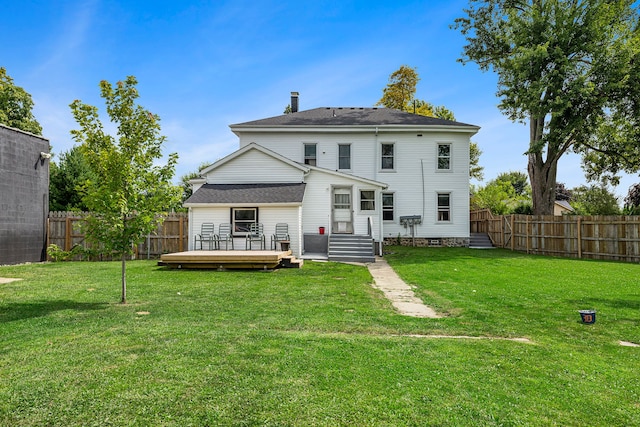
159, 250, 302, 269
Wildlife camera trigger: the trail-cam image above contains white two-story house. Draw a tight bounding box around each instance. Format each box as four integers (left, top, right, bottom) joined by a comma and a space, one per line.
185, 93, 479, 262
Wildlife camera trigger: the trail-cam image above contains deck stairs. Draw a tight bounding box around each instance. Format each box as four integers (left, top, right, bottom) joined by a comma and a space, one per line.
469, 233, 494, 249
280, 255, 303, 268
328, 234, 375, 263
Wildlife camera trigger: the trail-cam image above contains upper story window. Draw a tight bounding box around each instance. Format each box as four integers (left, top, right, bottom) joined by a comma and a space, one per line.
338, 144, 351, 170
437, 143, 451, 170
437, 193, 451, 222
360, 190, 375, 211
304, 143, 317, 166
381, 143, 394, 170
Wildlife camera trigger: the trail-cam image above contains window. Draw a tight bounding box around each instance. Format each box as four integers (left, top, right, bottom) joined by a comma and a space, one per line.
232, 208, 257, 234
437, 143, 451, 170
382, 193, 394, 221
437, 193, 450, 221
381, 143, 394, 170
304, 143, 317, 166
360, 190, 375, 211
338, 144, 351, 169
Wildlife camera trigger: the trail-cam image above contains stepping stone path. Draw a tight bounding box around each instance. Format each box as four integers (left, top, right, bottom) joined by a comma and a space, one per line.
367, 258, 441, 318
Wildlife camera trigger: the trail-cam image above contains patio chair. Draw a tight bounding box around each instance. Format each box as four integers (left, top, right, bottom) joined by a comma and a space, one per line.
215, 223, 234, 250
245, 223, 265, 250
271, 223, 290, 250
194, 223, 216, 250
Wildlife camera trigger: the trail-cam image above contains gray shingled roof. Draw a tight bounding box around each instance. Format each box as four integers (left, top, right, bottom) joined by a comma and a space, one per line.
231, 107, 477, 128
185, 183, 306, 204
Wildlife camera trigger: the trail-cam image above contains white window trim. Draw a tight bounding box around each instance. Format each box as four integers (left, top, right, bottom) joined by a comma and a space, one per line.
359, 189, 376, 212
380, 142, 396, 172
338, 143, 352, 171
303, 142, 317, 166
231, 207, 258, 236
436, 192, 451, 223
436, 143, 452, 172
382, 192, 395, 222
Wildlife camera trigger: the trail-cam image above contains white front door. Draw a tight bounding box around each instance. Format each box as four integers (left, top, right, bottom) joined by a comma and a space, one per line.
332, 187, 353, 234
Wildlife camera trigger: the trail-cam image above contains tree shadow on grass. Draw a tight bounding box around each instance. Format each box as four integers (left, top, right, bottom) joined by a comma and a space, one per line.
0, 300, 109, 323
567, 297, 640, 323
568, 297, 640, 311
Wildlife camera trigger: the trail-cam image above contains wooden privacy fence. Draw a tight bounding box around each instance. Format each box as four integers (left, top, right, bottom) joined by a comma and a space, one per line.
47, 211, 188, 259
470, 209, 640, 262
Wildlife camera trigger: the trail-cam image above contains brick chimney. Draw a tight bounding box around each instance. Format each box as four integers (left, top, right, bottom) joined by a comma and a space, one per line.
291, 92, 299, 113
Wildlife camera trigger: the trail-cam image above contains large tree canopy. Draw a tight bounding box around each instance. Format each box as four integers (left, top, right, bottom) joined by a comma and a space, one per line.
455, 0, 640, 214
0, 67, 42, 135
70, 76, 181, 303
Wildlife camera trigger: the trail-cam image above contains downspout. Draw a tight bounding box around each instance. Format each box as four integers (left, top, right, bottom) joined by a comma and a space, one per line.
375, 126, 383, 255
374, 126, 379, 181
188, 207, 194, 250
421, 159, 426, 224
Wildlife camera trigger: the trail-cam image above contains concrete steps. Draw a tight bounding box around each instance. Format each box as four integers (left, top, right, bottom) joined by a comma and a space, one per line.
328, 234, 375, 263
470, 233, 494, 249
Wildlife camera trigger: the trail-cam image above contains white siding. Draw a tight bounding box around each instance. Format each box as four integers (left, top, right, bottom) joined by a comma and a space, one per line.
205, 149, 304, 184
236, 130, 471, 239
301, 169, 383, 239
189, 205, 303, 256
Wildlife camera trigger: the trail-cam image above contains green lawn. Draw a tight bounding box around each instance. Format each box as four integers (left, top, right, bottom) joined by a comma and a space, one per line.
1, 247, 639, 426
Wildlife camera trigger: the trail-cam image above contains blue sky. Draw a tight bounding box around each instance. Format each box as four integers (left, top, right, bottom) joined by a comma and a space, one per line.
2, 0, 636, 197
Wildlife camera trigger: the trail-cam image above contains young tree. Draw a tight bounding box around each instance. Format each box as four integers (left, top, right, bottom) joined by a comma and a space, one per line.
179, 162, 212, 204
570, 184, 620, 215
496, 171, 530, 197
469, 142, 484, 181
471, 179, 517, 214
70, 76, 181, 304
376, 65, 419, 111
455, 1, 640, 215
49, 146, 96, 211
0, 67, 42, 135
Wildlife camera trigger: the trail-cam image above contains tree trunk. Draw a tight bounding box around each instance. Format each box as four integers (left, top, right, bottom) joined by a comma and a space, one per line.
528, 115, 559, 216
121, 253, 127, 304
528, 152, 558, 215
120, 211, 127, 304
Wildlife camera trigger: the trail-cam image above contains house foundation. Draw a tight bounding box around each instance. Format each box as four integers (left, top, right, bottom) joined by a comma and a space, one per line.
382, 237, 470, 248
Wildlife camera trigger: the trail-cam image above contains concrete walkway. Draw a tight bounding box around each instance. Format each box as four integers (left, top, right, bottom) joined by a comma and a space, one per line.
367, 257, 441, 318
